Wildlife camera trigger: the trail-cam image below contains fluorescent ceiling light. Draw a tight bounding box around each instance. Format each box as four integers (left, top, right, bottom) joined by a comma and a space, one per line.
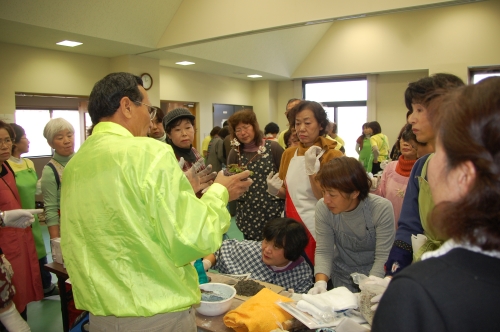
247, 74, 262, 78
176, 61, 195, 66
56, 40, 82, 47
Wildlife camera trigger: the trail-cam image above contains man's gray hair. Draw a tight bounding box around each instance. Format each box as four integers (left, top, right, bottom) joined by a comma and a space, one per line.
43, 118, 75, 144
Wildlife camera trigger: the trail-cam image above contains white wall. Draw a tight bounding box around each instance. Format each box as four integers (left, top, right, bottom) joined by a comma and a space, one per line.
294, 0, 500, 82
0, 43, 110, 115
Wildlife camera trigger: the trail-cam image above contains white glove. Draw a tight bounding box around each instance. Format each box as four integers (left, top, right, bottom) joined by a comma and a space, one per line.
365, 275, 391, 311
2, 209, 41, 228
266, 172, 283, 196
304, 146, 325, 175
308, 280, 327, 295
1, 255, 14, 279
202, 259, 212, 271
178, 157, 185, 169
365, 275, 391, 288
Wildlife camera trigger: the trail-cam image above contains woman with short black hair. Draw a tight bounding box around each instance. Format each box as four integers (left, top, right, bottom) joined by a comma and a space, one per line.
309, 157, 395, 293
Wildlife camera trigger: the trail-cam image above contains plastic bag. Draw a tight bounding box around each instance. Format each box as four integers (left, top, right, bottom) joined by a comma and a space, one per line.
351, 273, 386, 325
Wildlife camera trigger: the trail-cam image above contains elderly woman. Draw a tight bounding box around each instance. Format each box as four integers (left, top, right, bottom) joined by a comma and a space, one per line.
227, 110, 284, 240
373, 77, 500, 332
148, 106, 166, 143
374, 124, 418, 225
40, 118, 75, 239
163, 108, 205, 172
8, 124, 55, 296
309, 157, 395, 294
0, 120, 43, 321
267, 100, 343, 265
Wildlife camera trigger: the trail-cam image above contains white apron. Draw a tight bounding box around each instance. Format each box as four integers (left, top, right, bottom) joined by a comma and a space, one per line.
286, 149, 317, 239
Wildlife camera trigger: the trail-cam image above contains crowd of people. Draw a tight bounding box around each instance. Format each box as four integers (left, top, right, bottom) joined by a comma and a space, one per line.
1, 71, 498, 331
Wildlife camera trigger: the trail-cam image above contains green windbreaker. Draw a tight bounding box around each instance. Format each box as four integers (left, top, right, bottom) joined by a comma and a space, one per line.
61, 122, 230, 316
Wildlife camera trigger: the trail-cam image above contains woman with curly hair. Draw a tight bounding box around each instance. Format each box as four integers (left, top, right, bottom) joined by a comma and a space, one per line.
227, 110, 284, 240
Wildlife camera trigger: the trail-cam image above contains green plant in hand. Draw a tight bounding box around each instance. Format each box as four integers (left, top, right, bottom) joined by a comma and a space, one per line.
227, 138, 267, 176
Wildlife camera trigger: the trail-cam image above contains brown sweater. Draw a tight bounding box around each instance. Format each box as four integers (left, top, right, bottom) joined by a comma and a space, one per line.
278, 136, 343, 186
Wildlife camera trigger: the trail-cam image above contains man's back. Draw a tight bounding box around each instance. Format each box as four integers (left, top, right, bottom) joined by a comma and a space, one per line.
61, 122, 231, 317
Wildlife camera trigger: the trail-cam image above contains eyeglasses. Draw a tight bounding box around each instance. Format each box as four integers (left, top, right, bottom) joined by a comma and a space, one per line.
0, 138, 12, 147
133, 101, 157, 120
235, 125, 252, 134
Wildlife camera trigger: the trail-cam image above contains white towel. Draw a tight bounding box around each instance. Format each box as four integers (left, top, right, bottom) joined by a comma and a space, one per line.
301, 286, 358, 312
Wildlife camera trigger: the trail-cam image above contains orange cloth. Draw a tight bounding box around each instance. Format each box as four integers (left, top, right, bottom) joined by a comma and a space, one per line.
223, 288, 293, 332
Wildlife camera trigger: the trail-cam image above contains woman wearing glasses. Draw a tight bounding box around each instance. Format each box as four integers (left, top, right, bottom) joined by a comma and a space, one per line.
267, 101, 343, 265
163, 108, 205, 173
40, 118, 75, 239
227, 110, 285, 240
0, 120, 43, 326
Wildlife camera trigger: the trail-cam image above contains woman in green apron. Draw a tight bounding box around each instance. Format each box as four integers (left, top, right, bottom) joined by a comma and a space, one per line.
7, 123, 55, 295
383, 73, 465, 278
373, 76, 500, 332
356, 123, 373, 173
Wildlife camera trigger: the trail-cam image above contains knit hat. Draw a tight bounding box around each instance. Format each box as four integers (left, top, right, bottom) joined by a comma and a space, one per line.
162, 108, 195, 130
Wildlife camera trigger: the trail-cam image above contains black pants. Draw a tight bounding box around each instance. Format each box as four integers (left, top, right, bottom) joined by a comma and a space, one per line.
372, 162, 382, 175
39, 256, 53, 290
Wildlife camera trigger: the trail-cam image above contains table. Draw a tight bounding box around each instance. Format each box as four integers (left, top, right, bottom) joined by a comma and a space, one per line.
196, 273, 311, 332
44, 262, 70, 332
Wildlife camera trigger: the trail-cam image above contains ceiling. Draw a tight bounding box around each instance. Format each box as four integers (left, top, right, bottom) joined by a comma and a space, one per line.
0, 0, 484, 81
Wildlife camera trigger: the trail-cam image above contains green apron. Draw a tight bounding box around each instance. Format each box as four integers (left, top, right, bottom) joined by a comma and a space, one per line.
15, 161, 47, 259
413, 154, 443, 261
359, 137, 373, 173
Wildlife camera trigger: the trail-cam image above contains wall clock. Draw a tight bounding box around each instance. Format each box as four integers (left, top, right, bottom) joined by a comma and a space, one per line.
140, 73, 153, 90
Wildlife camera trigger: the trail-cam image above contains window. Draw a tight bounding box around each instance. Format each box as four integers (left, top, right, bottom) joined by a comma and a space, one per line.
14, 94, 88, 157
15, 109, 82, 157
304, 78, 367, 157
469, 67, 500, 84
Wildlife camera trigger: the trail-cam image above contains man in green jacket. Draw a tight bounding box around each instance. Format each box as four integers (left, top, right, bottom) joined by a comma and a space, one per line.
60, 72, 252, 331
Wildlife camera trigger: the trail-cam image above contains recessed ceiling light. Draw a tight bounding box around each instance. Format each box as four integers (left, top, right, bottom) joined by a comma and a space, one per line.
56, 40, 82, 47
247, 74, 262, 78
176, 61, 195, 66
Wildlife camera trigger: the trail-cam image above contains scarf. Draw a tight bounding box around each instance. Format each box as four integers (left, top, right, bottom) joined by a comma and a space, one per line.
242, 139, 265, 152
154, 132, 167, 143
395, 155, 417, 177
170, 143, 196, 163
